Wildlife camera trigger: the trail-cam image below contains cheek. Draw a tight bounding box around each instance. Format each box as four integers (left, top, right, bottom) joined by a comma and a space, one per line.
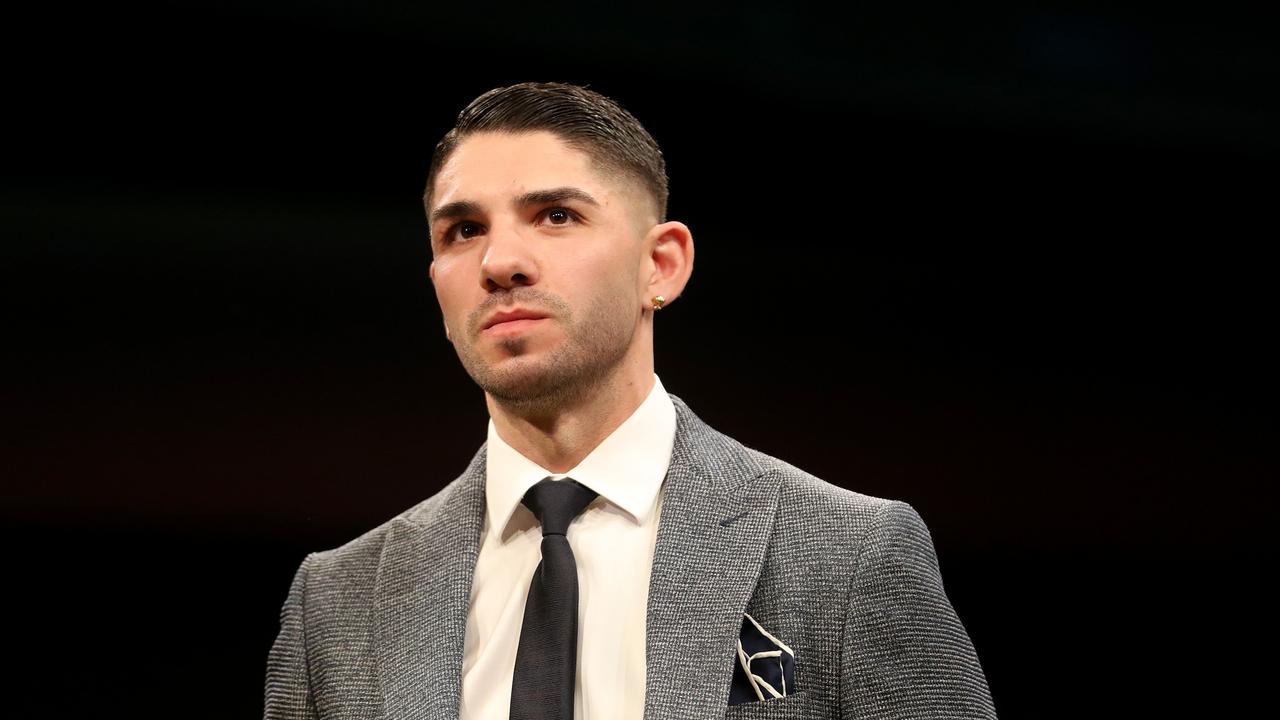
430, 276, 451, 308
580, 243, 640, 290
432, 275, 473, 324
431, 258, 465, 299
593, 260, 643, 317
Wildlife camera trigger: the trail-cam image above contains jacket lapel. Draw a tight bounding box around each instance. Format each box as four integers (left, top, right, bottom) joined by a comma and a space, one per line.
644, 397, 784, 719
375, 446, 487, 720
369, 394, 778, 720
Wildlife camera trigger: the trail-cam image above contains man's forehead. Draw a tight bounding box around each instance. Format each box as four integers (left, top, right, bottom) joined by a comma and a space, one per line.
430, 131, 641, 209
438, 132, 594, 186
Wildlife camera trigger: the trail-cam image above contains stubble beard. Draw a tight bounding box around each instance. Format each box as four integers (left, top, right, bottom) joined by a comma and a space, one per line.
451, 288, 637, 417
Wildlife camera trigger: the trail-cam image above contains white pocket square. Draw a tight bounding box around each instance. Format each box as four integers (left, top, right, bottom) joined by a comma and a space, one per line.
728, 613, 796, 705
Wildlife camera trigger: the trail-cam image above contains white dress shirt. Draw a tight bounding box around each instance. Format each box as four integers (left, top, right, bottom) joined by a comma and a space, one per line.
459, 374, 676, 720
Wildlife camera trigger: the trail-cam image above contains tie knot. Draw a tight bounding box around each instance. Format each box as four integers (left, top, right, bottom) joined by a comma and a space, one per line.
521, 477, 598, 536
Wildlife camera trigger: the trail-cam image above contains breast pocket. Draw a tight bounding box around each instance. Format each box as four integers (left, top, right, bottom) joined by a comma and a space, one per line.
724, 690, 816, 719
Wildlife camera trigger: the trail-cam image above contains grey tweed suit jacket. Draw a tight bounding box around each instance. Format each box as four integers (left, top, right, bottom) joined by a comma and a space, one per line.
265, 394, 995, 719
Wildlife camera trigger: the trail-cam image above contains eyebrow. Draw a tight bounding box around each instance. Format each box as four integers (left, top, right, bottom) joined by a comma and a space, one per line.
429, 200, 482, 228
428, 186, 600, 227
514, 187, 600, 209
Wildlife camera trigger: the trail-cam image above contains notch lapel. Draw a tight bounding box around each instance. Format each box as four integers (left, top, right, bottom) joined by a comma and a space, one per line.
644, 398, 784, 719
375, 447, 487, 720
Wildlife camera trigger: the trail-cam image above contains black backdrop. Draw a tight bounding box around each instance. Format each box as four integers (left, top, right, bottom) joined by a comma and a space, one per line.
4, 1, 1276, 716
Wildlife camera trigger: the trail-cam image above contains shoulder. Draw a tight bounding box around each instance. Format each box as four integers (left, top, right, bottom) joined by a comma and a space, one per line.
746, 445, 928, 549
299, 460, 483, 589
668, 391, 924, 542
286, 497, 422, 605
746, 446, 897, 516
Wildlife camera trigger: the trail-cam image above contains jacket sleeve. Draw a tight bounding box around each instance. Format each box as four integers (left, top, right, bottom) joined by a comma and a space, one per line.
265, 554, 318, 720
840, 501, 996, 719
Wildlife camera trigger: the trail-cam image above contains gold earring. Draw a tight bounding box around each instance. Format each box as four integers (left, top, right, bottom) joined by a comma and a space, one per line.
651, 295, 666, 311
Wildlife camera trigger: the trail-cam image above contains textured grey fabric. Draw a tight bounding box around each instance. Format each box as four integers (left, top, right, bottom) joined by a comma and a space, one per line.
265, 394, 996, 719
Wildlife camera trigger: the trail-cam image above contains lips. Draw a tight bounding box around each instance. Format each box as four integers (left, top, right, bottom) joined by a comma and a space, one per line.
481, 308, 549, 331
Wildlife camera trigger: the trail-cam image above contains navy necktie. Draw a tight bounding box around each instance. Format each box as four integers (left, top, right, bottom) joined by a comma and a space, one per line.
510, 477, 599, 720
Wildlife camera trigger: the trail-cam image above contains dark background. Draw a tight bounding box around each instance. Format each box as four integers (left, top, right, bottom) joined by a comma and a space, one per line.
4, 0, 1275, 716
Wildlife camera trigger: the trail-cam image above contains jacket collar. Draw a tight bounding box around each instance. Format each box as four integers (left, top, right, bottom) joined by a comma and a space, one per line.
642, 395, 785, 719
373, 394, 783, 719
374, 445, 487, 720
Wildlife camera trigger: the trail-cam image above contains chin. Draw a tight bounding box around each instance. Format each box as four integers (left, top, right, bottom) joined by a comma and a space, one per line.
470, 356, 562, 401
456, 324, 631, 406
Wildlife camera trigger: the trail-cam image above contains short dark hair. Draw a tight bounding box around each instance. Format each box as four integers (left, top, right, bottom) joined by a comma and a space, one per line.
424, 82, 669, 223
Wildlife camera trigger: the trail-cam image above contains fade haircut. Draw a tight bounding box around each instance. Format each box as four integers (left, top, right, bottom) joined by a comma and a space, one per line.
424, 82, 669, 224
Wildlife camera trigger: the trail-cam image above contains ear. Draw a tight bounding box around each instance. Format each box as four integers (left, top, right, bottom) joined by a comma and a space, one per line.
642, 220, 694, 311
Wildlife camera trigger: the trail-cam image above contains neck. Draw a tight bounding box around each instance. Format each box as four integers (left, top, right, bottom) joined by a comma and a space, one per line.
486, 360, 655, 473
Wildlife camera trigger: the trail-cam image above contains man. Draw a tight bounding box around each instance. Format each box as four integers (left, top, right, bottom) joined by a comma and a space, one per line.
265, 82, 995, 719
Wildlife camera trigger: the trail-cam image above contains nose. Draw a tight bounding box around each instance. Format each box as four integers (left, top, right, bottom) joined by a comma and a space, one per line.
479, 221, 539, 292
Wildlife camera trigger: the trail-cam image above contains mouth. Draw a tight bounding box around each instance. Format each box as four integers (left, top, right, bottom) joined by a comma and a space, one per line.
481, 308, 550, 333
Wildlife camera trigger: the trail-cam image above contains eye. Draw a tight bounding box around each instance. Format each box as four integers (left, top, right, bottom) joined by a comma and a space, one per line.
543, 207, 578, 226
442, 220, 484, 245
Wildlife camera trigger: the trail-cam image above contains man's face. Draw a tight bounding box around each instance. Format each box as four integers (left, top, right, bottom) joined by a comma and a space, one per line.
427, 131, 655, 405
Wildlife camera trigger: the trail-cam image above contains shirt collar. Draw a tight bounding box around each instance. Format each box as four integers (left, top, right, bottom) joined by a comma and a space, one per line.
485, 374, 676, 539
